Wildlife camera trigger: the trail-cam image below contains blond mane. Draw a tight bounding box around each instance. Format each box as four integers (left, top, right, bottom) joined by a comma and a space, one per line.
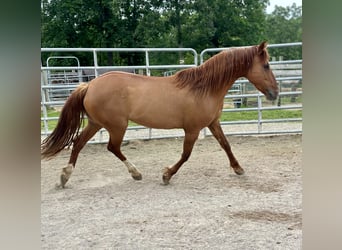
174, 45, 267, 96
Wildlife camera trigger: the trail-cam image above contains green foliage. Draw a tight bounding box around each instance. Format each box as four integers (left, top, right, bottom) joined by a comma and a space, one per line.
41, 0, 302, 65
264, 3, 302, 60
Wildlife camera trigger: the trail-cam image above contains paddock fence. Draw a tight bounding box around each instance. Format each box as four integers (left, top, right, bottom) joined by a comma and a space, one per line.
41, 43, 302, 143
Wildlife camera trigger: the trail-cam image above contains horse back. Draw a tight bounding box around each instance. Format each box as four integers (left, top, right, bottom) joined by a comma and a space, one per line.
84, 71, 221, 130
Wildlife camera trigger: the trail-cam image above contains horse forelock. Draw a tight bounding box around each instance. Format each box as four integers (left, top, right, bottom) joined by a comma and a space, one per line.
174, 46, 258, 96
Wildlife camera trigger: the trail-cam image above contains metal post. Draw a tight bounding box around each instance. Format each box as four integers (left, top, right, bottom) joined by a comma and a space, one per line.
145, 50, 150, 76
149, 128, 152, 139
257, 91, 263, 133
41, 70, 49, 135
93, 49, 99, 77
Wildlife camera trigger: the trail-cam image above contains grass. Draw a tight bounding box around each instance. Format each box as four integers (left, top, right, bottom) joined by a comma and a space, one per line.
41, 107, 302, 132
220, 109, 302, 122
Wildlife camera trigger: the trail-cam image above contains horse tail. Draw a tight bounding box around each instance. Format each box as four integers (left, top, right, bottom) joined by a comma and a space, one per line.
41, 83, 89, 159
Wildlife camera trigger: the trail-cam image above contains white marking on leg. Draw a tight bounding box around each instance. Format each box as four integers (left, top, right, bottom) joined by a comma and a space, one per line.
62, 163, 74, 179
123, 160, 142, 180
123, 160, 139, 174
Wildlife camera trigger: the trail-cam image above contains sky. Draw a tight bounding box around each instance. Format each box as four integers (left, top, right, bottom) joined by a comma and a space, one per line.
266, 0, 302, 13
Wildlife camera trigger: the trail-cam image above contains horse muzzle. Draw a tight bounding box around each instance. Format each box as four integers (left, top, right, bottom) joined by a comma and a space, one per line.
265, 88, 278, 101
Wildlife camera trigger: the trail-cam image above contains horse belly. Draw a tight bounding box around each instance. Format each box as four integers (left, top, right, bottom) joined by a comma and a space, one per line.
129, 95, 215, 130
129, 102, 184, 129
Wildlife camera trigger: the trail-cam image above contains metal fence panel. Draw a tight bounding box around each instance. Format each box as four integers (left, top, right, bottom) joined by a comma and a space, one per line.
41, 43, 302, 143
200, 42, 302, 136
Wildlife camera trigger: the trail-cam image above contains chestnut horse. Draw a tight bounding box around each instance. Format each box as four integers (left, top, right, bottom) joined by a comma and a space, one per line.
41, 41, 278, 188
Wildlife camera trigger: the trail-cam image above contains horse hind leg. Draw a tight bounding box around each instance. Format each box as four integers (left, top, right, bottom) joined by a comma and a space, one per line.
59, 122, 101, 188
107, 129, 142, 181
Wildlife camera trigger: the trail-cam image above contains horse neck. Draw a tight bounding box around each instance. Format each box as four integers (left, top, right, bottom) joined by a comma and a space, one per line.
174, 47, 254, 97
199, 50, 249, 96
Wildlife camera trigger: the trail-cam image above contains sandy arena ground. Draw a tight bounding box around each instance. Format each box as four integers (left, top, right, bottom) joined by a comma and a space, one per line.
41, 134, 302, 249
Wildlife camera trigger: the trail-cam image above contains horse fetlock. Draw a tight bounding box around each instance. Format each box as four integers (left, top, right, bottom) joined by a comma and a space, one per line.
123, 160, 142, 180
63, 164, 74, 174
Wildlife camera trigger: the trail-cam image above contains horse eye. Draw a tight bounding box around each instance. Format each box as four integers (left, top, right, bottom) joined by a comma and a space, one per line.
264, 63, 270, 70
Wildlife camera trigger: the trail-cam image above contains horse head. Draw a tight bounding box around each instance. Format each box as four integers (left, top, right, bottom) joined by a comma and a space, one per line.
246, 41, 279, 101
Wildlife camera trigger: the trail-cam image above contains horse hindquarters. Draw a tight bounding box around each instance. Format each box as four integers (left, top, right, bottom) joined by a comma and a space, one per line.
41, 83, 102, 187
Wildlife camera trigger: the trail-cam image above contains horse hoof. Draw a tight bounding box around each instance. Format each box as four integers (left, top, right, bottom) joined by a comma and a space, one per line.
60, 174, 69, 188
132, 173, 142, 181
162, 176, 170, 185
233, 166, 245, 175
60, 164, 73, 188
162, 168, 171, 185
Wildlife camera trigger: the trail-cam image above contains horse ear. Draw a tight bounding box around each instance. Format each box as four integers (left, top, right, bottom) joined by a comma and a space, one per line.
258, 41, 268, 54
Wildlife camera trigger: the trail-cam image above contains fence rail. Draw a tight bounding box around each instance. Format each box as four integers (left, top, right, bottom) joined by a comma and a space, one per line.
41, 43, 302, 142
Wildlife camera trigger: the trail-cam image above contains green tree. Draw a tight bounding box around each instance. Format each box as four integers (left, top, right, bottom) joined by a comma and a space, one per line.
182, 0, 216, 51
41, 0, 123, 65
265, 3, 302, 60
42, 0, 301, 66
199, 0, 268, 48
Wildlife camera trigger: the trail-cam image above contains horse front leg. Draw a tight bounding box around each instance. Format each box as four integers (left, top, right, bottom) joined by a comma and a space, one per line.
208, 120, 244, 175
162, 130, 200, 185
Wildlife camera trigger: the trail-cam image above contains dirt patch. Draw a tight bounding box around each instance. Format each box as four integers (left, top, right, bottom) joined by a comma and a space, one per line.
41, 134, 302, 249
231, 210, 302, 227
